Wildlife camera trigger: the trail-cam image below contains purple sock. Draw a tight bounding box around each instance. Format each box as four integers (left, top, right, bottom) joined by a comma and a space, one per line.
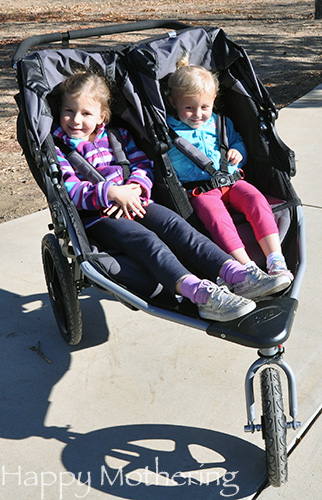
180, 275, 210, 304
221, 260, 249, 285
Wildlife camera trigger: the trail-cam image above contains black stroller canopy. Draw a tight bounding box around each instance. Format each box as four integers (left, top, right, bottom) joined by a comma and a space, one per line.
17, 48, 118, 147
16, 26, 265, 150
116, 26, 267, 145
128, 26, 244, 78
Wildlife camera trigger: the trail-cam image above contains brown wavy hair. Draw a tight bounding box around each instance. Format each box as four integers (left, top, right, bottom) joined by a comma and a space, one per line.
59, 70, 111, 124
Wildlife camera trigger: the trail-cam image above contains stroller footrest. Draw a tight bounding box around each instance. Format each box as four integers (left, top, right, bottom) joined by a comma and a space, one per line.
206, 297, 298, 348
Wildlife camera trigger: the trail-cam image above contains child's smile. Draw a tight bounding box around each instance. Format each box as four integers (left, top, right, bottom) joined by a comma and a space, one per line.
172, 91, 215, 129
60, 92, 105, 141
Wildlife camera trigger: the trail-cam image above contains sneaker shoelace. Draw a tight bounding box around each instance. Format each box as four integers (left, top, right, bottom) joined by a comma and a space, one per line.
245, 263, 261, 279
200, 280, 232, 305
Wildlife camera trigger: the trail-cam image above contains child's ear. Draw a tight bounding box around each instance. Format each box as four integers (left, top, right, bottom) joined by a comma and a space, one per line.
168, 96, 176, 109
99, 112, 107, 125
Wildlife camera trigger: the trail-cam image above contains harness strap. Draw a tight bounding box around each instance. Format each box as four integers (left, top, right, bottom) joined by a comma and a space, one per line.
168, 127, 216, 176
168, 114, 244, 194
168, 113, 231, 179
107, 128, 131, 182
54, 137, 106, 184
183, 169, 244, 193
216, 113, 229, 173
159, 152, 194, 219
53, 127, 131, 184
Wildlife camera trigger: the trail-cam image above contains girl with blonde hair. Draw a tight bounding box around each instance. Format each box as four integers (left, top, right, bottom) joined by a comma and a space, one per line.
166, 58, 293, 294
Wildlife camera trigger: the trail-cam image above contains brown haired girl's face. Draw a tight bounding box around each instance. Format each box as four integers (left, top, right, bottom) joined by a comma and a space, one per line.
60, 92, 106, 142
172, 90, 214, 129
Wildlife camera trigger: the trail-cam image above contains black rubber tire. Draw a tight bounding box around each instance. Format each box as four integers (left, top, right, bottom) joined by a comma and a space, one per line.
42, 233, 83, 345
260, 367, 288, 487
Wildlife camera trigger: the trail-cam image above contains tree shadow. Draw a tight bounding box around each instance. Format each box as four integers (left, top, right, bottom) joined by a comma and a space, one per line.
3, 13, 322, 113
0, 287, 109, 440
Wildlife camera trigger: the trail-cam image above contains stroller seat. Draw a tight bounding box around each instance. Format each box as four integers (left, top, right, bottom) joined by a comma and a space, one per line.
13, 23, 305, 348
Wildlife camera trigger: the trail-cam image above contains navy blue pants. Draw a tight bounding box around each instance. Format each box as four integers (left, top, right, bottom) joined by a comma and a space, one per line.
86, 202, 230, 295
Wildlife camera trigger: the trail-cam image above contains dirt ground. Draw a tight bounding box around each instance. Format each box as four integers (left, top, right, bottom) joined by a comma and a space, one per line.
1, 0, 322, 223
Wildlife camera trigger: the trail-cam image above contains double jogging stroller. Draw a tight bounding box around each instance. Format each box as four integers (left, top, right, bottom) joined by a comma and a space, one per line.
12, 20, 306, 487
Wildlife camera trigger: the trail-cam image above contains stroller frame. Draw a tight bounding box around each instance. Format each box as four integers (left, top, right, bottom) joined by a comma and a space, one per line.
13, 20, 306, 488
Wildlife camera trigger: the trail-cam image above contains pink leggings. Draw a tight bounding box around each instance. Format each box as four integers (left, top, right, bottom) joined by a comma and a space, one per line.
190, 180, 278, 254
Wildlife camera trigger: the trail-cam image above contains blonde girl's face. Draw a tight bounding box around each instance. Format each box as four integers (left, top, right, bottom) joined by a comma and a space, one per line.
60, 92, 106, 142
171, 90, 215, 129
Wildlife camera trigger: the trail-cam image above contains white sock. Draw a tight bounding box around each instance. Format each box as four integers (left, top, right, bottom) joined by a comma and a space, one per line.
266, 252, 286, 270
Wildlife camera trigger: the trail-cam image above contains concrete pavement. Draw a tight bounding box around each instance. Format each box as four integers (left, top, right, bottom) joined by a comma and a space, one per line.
0, 85, 321, 500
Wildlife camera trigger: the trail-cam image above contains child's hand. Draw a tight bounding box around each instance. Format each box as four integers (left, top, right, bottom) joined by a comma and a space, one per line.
227, 148, 243, 166
107, 183, 146, 219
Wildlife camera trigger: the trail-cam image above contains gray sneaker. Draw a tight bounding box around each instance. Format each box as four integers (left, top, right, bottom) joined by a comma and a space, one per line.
197, 281, 256, 322
232, 263, 291, 300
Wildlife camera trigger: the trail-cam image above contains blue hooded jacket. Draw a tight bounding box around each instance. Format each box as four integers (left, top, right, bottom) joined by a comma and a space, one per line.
166, 113, 247, 183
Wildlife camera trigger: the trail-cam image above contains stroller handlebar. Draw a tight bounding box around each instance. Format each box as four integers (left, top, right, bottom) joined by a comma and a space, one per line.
12, 32, 65, 67
12, 19, 191, 67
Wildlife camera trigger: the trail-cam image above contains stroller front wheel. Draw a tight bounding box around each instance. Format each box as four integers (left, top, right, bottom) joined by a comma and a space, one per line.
42, 233, 83, 345
260, 367, 288, 487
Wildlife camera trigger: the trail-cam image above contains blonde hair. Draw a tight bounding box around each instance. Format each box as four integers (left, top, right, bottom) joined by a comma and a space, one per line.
59, 70, 111, 123
168, 53, 219, 102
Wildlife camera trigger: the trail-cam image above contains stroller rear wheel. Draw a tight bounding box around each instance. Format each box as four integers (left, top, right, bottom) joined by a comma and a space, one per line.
260, 367, 288, 487
42, 233, 83, 345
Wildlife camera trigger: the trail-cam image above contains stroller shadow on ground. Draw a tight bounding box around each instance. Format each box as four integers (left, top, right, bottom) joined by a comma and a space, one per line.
0, 287, 267, 499
62, 424, 266, 499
